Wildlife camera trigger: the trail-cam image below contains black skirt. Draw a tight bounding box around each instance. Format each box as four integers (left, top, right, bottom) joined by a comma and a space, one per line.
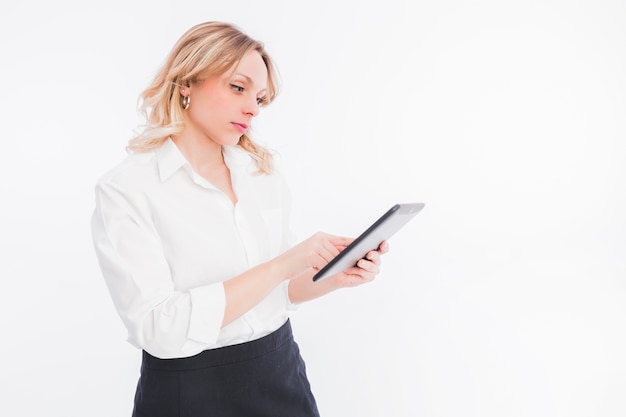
132, 319, 320, 417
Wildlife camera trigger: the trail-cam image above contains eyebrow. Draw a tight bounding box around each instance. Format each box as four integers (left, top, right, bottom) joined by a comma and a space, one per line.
232, 73, 267, 94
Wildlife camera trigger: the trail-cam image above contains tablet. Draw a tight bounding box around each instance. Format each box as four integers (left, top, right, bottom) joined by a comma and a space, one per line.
312, 202, 425, 282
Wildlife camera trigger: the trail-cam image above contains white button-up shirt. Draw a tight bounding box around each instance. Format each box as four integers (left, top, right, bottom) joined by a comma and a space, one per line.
91, 138, 295, 359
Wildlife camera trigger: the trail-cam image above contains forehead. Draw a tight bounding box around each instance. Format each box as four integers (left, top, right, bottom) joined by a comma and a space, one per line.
229, 50, 268, 89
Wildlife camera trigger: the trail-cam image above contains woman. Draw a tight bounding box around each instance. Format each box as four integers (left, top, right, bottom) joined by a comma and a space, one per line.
91, 21, 388, 416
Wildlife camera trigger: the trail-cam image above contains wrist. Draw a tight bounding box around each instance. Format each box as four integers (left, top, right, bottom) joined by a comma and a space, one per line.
265, 257, 291, 283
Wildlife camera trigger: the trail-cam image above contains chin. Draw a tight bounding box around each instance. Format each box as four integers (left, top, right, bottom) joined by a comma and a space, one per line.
228, 137, 243, 147
232, 134, 246, 146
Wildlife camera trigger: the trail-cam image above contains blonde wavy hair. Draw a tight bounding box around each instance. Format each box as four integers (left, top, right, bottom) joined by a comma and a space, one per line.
127, 22, 279, 174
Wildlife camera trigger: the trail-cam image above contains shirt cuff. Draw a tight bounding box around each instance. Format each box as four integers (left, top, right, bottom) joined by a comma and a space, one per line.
187, 283, 226, 344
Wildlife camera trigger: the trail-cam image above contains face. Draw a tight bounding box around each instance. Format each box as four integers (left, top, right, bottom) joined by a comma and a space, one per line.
181, 50, 269, 146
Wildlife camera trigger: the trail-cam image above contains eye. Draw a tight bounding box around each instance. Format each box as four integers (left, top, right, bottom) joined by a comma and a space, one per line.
230, 84, 244, 93
256, 96, 267, 106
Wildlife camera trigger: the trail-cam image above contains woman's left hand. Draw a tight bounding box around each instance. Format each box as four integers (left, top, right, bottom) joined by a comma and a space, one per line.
331, 241, 390, 288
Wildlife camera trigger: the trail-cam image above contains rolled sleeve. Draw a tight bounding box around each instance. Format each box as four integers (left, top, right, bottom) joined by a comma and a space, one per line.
187, 283, 226, 344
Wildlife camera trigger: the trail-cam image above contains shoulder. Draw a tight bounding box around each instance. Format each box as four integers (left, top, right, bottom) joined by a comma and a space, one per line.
227, 145, 286, 180
236, 147, 293, 205
95, 150, 159, 193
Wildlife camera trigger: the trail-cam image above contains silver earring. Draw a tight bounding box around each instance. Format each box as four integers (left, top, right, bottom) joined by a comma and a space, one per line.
181, 95, 190, 110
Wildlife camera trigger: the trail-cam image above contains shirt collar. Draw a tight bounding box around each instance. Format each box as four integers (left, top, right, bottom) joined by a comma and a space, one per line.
156, 138, 255, 182
223, 143, 255, 172
156, 138, 188, 182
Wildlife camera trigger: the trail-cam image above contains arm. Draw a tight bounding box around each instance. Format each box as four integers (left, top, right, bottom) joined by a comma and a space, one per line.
225, 232, 387, 323
92, 180, 227, 358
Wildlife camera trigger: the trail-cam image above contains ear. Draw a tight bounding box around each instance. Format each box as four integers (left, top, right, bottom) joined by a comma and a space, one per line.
178, 79, 192, 96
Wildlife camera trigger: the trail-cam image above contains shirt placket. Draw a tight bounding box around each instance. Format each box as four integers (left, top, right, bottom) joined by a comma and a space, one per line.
230, 169, 266, 339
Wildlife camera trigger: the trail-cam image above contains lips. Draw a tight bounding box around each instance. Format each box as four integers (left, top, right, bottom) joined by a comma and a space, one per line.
231, 122, 248, 133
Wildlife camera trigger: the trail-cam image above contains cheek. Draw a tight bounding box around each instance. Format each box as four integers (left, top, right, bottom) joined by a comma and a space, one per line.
190, 95, 218, 120
198, 92, 228, 116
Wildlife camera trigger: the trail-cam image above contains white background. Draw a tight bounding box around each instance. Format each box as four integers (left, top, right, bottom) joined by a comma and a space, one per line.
1, 0, 625, 416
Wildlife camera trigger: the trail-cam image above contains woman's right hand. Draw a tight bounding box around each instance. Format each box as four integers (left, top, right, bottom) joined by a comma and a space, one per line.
272, 232, 354, 280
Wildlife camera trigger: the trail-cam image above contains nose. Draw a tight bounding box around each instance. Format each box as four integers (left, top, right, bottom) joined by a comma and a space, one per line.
243, 96, 260, 118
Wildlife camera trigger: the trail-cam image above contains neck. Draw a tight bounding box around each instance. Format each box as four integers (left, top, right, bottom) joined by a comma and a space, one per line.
171, 131, 225, 173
